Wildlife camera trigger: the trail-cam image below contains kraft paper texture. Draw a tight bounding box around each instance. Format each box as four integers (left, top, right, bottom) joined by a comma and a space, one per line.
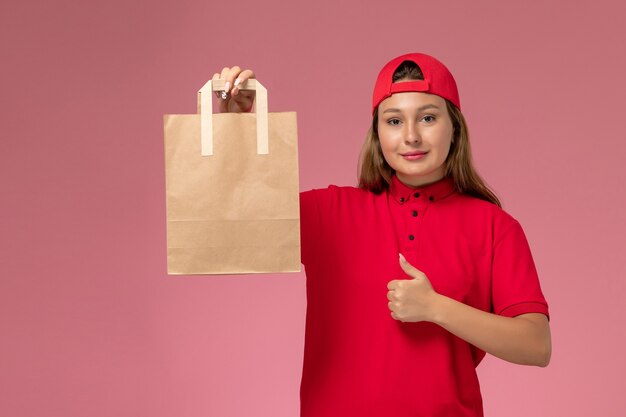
164, 106, 300, 274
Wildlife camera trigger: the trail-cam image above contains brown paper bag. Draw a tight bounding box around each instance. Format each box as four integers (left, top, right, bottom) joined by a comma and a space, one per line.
163, 79, 300, 274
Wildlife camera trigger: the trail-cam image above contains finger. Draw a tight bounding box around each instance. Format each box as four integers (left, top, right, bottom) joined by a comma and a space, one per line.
388, 301, 395, 311
220, 67, 230, 82
232, 69, 256, 96
218, 67, 233, 95
387, 280, 398, 291
228, 65, 242, 81
390, 311, 399, 320
222, 65, 242, 94
387, 291, 397, 301
399, 253, 423, 279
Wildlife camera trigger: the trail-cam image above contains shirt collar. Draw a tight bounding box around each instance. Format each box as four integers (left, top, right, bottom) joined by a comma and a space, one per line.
389, 175, 456, 205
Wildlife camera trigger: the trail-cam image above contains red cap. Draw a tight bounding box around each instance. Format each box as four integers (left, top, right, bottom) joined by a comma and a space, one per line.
372, 53, 460, 114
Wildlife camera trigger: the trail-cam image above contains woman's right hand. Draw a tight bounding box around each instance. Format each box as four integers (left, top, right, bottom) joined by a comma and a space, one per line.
212, 66, 256, 113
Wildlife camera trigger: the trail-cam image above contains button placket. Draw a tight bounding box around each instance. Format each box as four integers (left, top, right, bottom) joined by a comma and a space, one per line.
407, 195, 423, 245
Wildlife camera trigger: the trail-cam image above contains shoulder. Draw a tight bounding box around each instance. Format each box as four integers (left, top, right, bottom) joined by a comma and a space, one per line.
301, 184, 378, 209
302, 184, 371, 198
448, 193, 523, 236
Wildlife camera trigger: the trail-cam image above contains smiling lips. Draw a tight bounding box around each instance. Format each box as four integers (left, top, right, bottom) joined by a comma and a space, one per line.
401, 151, 428, 160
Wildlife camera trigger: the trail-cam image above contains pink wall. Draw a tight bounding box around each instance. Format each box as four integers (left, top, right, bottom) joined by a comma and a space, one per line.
2, 0, 625, 416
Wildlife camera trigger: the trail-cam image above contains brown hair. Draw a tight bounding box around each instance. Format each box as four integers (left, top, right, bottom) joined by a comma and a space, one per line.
357, 61, 501, 207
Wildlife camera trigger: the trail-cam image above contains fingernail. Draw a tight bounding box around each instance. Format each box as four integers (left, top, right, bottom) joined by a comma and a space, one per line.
399, 253, 406, 262
234, 78, 241, 87
224, 81, 231, 92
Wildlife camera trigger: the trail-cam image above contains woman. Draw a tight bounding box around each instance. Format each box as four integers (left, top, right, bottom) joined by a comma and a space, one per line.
213, 53, 551, 417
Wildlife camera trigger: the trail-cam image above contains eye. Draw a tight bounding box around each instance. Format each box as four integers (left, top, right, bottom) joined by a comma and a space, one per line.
421, 115, 436, 123
386, 118, 401, 126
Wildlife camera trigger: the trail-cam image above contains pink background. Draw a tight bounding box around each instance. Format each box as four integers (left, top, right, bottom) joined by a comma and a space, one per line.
2, 0, 625, 416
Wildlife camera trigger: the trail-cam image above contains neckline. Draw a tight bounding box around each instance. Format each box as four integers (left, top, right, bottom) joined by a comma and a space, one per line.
388, 175, 456, 205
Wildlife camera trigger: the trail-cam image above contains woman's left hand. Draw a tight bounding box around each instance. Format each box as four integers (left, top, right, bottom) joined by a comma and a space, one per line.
387, 254, 441, 322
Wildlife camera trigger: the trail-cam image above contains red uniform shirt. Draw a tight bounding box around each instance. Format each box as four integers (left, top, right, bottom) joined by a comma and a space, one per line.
299, 175, 549, 417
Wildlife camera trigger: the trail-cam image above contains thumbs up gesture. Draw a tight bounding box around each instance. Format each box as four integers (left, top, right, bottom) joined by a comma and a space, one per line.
387, 254, 441, 322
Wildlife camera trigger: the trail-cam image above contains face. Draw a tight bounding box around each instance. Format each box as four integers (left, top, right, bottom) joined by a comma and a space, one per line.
377, 91, 454, 187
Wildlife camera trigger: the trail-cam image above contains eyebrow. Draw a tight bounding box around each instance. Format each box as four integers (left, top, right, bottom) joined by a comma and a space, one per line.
382, 104, 441, 114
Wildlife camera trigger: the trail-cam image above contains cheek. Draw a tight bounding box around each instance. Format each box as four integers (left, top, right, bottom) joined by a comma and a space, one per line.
377, 133, 399, 168
438, 140, 452, 160
432, 126, 454, 159
377, 127, 398, 154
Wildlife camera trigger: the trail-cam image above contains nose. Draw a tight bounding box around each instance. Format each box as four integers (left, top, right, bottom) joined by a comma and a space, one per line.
404, 121, 421, 144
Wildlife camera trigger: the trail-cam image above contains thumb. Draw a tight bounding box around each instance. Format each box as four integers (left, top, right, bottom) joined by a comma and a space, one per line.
399, 253, 423, 279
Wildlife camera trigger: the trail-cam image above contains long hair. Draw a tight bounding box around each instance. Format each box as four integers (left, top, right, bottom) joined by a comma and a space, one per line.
357, 61, 501, 207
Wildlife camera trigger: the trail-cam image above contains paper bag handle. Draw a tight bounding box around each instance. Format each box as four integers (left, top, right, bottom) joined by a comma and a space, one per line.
197, 79, 269, 156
